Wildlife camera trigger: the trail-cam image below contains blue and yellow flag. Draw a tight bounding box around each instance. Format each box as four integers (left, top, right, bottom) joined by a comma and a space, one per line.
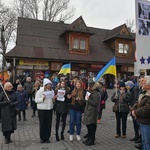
58, 63, 71, 75
95, 57, 116, 82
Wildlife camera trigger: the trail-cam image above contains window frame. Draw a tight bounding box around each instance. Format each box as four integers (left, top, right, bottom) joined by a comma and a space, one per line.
73, 38, 86, 50
118, 43, 129, 54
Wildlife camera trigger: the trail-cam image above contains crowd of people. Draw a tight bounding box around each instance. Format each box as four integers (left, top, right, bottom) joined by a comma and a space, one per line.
111, 75, 150, 150
0, 75, 149, 150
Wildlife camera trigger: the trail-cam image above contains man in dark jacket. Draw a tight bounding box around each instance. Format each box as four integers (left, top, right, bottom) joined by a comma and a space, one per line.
125, 81, 140, 141
24, 77, 33, 107
132, 76, 150, 150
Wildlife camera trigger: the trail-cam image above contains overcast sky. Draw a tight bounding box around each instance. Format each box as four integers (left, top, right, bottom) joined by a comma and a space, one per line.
3, 0, 138, 29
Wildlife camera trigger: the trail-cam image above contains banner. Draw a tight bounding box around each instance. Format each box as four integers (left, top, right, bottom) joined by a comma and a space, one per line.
135, 0, 150, 69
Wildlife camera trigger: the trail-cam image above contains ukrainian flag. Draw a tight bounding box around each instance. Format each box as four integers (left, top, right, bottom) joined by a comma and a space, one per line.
58, 63, 71, 75
95, 57, 116, 82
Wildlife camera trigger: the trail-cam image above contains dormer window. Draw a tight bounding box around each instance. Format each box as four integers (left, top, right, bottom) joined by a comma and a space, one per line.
118, 43, 129, 54
73, 38, 86, 50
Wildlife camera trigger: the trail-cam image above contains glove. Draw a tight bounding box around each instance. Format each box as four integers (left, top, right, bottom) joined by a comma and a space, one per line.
10, 103, 14, 107
6, 101, 11, 104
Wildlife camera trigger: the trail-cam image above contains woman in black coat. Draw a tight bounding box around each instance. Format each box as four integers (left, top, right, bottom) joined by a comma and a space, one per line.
0, 82, 19, 144
54, 80, 71, 141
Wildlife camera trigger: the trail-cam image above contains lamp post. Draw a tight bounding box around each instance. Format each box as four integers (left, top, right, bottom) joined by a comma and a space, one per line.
1, 25, 6, 79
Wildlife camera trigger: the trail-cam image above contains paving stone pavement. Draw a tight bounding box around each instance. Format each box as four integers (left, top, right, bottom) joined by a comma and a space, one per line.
0, 89, 138, 150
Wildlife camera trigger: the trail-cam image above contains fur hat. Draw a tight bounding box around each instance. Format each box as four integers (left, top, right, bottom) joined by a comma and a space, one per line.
43, 78, 52, 86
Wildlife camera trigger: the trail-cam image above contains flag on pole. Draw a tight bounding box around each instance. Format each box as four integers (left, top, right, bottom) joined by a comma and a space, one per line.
58, 63, 71, 75
95, 57, 116, 82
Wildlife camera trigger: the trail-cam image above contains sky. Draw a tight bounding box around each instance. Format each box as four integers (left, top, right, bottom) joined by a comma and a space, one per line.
2, 0, 150, 51
3, 0, 136, 29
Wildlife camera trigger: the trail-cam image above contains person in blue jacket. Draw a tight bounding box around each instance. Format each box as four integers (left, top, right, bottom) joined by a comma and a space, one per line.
16, 84, 28, 121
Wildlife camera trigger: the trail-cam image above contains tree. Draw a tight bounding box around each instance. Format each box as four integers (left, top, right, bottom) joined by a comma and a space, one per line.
0, 0, 17, 77
42, 0, 75, 22
126, 18, 135, 33
14, 0, 75, 22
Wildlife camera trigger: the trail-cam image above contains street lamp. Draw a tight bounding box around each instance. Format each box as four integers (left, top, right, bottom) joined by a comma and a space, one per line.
0, 25, 6, 80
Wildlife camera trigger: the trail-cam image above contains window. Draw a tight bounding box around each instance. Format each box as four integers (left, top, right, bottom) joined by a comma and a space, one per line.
73, 38, 86, 50
73, 39, 79, 49
118, 43, 129, 54
80, 39, 86, 50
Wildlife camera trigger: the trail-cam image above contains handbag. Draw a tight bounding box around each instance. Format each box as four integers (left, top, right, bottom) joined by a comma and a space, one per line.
112, 104, 118, 112
101, 100, 105, 105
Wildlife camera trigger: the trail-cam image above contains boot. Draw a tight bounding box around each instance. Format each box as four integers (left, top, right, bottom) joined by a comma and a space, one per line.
9, 135, 13, 143
56, 133, 60, 141
85, 139, 95, 146
83, 138, 90, 144
18, 117, 21, 121
23, 118, 27, 121
61, 132, 64, 140
5, 137, 9, 144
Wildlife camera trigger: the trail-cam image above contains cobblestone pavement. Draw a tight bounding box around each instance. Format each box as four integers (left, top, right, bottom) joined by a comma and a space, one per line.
0, 89, 138, 150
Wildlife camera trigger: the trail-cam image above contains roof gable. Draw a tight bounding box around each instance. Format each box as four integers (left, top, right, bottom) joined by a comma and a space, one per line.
103, 24, 134, 42
61, 16, 94, 36
67, 16, 87, 30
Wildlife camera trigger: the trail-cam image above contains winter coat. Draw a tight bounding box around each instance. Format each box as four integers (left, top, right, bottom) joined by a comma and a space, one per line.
35, 87, 54, 110
111, 89, 130, 113
134, 90, 150, 125
0, 90, 19, 132
129, 86, 139, 107
69, 90, 86, 112
83, 90, 101, 125
24, 82, 33, 94
54, 87, 71, 114
16, 90, 28, 110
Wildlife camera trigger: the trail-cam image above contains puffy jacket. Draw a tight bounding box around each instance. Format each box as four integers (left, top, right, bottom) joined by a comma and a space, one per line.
16, 90, 28, 110
35, 87, 54, 110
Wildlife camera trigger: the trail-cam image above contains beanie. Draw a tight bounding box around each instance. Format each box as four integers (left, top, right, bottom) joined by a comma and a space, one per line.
118, 80, 125, 87
43, 78, 52, 86
125, 81, 134, 88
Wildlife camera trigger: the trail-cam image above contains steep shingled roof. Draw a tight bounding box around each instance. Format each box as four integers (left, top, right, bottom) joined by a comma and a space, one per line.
6, 17, 135, 65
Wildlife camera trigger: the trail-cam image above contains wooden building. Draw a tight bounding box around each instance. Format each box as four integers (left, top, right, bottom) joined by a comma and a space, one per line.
6, 16, 136, 84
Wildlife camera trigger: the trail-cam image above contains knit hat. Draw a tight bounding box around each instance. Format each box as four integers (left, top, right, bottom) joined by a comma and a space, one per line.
118, 80, 125, 87
125, 81, 134, 88
43, 78, 52, 86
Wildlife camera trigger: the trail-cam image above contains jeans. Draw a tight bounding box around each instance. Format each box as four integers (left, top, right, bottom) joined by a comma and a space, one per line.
69, 109, 82, 135
140, 124, 150, 150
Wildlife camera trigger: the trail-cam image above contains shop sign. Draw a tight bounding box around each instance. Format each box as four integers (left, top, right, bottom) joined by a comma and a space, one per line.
51, 62, 62, 71
19, 59, 49, 66
34, 66, 49, 70
121, 66, 128, 72
16, 65, 33, 69
91, 64, 103, 69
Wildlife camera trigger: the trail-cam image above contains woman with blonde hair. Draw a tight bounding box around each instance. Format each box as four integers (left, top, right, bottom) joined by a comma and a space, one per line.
83, 81, 101, 146
0, 82, 19, 144
69, 80, 86, 142
35, 78, 54, 143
